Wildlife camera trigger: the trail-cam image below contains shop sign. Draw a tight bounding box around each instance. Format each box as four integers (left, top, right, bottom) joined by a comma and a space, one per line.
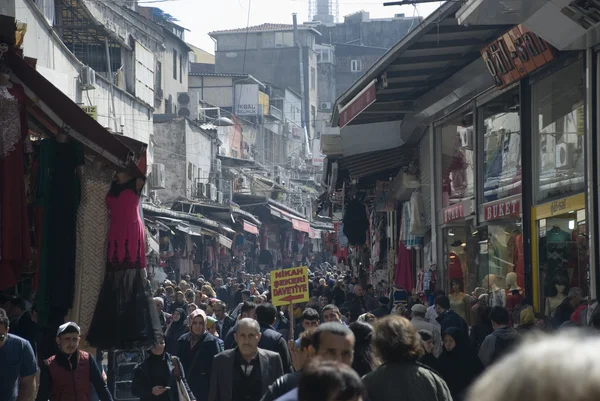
292, 218, 311, 234
218, 235, 232, 249
481, 25, 556, 89
482, 196, 521, 221
442, 200, 473, 224
270, 266, 310, 306
309, 228, 321, 239
534, 193, 586, 220
339, 79, 377, 128
243, 221, 259, 235
81, 105, 97, 120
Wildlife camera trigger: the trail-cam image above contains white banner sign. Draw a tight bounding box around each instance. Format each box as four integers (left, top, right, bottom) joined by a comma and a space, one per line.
235, 84, 259, 116
312, 138, 324, 167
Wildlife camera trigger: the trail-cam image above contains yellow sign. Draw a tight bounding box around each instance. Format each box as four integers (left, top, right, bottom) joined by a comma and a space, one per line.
533, 193, 586, 220
81, 105, 97, 120
270, 266, 310, 307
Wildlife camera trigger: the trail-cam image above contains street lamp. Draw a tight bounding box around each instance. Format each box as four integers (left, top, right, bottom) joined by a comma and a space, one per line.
199, 107, 234, 127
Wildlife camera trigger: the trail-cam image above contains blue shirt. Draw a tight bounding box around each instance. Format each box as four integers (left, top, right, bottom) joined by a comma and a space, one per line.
0, 334, 38, 401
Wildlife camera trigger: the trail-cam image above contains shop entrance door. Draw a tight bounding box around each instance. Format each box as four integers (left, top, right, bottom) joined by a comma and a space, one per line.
532, 194, 588, 317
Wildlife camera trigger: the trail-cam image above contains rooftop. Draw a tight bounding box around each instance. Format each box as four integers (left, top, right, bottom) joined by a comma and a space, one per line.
209, 23, 321, 37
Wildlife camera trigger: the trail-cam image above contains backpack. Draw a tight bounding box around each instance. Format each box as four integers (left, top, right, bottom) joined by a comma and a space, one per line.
491, 334, 520, 363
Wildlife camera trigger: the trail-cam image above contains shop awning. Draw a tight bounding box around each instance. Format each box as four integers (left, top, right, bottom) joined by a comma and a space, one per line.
243, 221, 259, 235
330, 1, 511, 129
309, 228, 322, 239
7, 51, 141, 175
269, 205, 311, 233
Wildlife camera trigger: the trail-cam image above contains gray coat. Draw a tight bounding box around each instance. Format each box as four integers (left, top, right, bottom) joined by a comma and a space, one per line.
208, 348, 284, 401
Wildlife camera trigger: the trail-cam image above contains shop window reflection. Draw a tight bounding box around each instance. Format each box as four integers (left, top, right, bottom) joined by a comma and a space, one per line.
532, 60, 585, 202
538, 210, 589, 318
440, 115, 474, 207
481, 90, 521, 202
444, 226, 478, 302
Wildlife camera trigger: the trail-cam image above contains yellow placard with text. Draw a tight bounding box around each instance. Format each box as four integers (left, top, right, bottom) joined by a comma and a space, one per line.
270, 266, 310, 307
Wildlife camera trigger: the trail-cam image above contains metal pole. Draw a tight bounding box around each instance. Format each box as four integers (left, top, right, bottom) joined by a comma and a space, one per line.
585, 49, 598, 299
105, 38, 118, 132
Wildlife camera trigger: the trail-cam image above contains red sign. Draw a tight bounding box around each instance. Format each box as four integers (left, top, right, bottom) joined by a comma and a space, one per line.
243, 221, 259, 235
292, 219, 311, 234
481, 24, 556, 89
483, 197, 521, 221
339, 79, 377, 128
442, 203, 465, 224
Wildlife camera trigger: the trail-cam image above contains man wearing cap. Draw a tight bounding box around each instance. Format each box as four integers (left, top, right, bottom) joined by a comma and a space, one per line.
370, 297, 391, 318
410, 304, 442, 357
36, 322, 113, 401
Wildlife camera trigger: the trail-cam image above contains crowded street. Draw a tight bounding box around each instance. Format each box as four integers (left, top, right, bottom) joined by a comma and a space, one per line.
4, 1, 600, 401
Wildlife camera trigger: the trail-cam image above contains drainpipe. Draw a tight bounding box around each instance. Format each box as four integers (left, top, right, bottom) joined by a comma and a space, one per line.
293, 13, 312, 160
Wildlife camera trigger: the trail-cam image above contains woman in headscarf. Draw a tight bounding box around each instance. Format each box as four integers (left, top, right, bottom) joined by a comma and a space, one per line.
437, 327, 484, 401
165, 308, 188, 355
517, 307, 537, 334
469, 306, 493, 353
169, 291, 186, 313
132, 335, 195, 401
176, 309, 221, 401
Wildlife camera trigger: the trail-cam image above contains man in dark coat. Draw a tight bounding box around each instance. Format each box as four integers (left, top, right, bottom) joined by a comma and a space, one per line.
370, 297, 391, 318
435, 296, 469, 342
213, 300, 235, 339
208, 319, 283, 401
256, 303, 292, 374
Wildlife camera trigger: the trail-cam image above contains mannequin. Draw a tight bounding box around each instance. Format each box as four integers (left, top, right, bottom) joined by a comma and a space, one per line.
483, 274, 506, 308
505, 272, 523, 295
449, 278, 472, 326
545, 276, 569, 318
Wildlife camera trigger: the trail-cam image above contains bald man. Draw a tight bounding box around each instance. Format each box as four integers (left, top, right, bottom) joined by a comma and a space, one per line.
209, 318, 284, 401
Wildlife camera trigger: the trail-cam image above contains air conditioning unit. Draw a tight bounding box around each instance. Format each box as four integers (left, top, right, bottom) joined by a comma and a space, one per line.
556, 143, 575, 169
208, 184, 217, 201
216, 159, 222, 172
155, 88, 163, 100
320, 102, 332, 111
217, 191, 223, 204
81, 66, 96, 90
196, 182, 207, 198
151, 163, 166, 189
218, 147, 227, 156
458, 126, 473, 150
238, 176, 249, 188
177, 92, 199, 120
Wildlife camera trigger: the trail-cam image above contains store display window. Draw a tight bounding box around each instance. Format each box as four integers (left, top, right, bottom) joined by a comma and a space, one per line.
535, 196, 588, 318
438, 113, 475, 208
443, 224, 478, 298
532, 60, 585, 202
480, 89, 521, 203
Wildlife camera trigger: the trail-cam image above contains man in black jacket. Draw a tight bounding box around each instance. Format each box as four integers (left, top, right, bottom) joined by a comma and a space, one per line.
213, 300, 235, 339
256, 303, 292, 374
435, 295, 469, 342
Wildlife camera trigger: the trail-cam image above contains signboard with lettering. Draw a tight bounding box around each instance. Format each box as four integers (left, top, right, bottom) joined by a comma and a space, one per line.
270, 266, 310, 306
81, 105, 97, 120
481, 25, 556, 89
442, 200, 474, 224
339, 79, 377, 128
482, 196, 521, 221
533, 193, 586, 220
235, 83, 259, 116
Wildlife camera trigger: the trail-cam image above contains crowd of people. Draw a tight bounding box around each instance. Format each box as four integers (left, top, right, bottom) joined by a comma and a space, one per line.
4, 266, 600, 401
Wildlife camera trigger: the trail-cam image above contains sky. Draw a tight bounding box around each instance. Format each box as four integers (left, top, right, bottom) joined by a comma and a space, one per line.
140, 0, 445, 53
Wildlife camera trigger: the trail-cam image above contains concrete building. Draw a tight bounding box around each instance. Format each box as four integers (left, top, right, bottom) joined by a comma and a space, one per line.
16, 0, 153, 159
153, 116, 217, 204
334, 43, 387, 99
310, 10, 422, 49
209, 23, 321, 144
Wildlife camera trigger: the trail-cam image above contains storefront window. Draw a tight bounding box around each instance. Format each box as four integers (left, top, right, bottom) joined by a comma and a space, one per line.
532, 60, 585, 202
480, 90, 521, 203
439, 113, 474, 208
537, 199, 588, 319
443, 223, 478, 326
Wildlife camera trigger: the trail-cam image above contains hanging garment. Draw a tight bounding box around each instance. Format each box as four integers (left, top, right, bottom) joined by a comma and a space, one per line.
87, 178, 161, 350
70, 162, 113, 342
395, 242, 414, 291
409, 191, 426, 237
0, 85, 32, 290
343, 199, 369, 246
400, 201, 422, 249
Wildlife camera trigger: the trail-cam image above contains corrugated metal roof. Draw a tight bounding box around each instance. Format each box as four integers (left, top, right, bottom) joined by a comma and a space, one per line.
209, 23, 318, 36
331, 1, 512, 127
337, 145, 416, 181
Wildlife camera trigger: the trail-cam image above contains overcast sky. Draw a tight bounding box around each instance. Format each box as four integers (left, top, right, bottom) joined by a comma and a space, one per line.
140, 0, 445, 53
